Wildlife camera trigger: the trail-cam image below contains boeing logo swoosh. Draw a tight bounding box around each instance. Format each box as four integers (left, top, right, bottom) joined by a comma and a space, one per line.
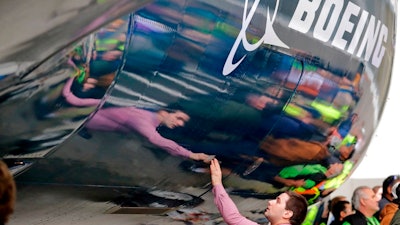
222, 0, 289, 76
223, 0, 390, 76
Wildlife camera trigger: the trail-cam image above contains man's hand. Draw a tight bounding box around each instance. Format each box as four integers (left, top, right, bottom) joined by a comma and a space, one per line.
210, 158, 222, 186
82, 78, 98, 91
101, 50, 122, 61
189, 153, 214, 163
325, 163, 343, 178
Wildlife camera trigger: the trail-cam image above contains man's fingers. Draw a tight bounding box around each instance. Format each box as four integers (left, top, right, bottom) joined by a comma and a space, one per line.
211, 158, 221, 171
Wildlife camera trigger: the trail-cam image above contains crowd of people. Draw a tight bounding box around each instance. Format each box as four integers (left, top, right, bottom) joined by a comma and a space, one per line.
207, 173, 400, 225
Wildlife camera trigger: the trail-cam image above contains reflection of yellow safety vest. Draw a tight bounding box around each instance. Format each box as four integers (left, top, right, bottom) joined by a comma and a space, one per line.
302, 203, 320, 225
310, 100, 344, 124
341, 134, 357, 147
283, 103, 307, 118
292, 185, 320, 205
292, 160, 354, 207
95, 34, 125, 52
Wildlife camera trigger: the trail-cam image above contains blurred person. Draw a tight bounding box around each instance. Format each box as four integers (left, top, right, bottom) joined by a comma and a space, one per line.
373, 185, 383, 219
0, 160, 16, 225
71, 17, 128, 99
330, 200, 353, 225
209, 158, 308, 225
342, 186, 379, 225
318, 195, 347, 225
389, 183, 400, 225
378, 175, 400, 218
373, 185, 383, 202
336, 113, 358, 139
39, 16, 128, 121
390, 211, 400, 225
178, 85, 291, 142
380, 182, 400, 225
273, 162, 344, 190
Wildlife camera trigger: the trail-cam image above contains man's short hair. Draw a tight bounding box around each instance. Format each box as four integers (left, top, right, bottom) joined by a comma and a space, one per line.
332, 200, 350, 220
352, 186, 370, 210
285, 191, 308, 225
329, 195, 346, 211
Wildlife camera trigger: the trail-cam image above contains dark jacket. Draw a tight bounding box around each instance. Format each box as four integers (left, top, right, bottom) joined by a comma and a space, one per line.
342, 210, 379, 225
330, 219, 342, 225
390, 209, 400, 225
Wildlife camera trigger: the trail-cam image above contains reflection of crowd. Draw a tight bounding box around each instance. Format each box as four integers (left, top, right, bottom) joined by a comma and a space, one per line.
69, 17, 128, 99
61, 16, 365, 205
61, 17, 214, 164
175, 81, 359, 203
34, 17, 130, 121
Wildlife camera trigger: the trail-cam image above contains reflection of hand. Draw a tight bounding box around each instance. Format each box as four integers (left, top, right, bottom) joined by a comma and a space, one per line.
210, 158, 222, 186
291, 179, 306, 187
101, 50, 122, 61
82, 78, 98, 91
321, 201, 330, 218
189, 153, 214, 163
325, 163, 343, 178
274, 176, 305, 187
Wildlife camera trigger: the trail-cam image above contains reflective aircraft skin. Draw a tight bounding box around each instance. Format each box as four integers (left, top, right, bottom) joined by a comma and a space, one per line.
0, 0, 397, 223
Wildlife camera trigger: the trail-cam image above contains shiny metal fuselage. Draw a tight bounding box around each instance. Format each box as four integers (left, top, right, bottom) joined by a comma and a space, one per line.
0, 0, 396, 209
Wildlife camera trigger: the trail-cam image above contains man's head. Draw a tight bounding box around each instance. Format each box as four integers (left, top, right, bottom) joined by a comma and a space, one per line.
352, 186, 379, 217
350, 113, 359, 122
382, 175, 400, 201
265, 191, 308, 225
338, 145, 355, 161
328, 195, 347, 211
0, 160, 16, 224
158, 110, 190, 129
332, 200, 353, 221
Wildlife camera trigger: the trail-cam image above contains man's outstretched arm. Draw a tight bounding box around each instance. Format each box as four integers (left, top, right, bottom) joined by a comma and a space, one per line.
210, 159, 258, 225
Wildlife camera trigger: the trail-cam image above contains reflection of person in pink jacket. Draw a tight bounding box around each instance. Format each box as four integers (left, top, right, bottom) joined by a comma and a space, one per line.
85, 106, 213, 163
63, 77, 212, 163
